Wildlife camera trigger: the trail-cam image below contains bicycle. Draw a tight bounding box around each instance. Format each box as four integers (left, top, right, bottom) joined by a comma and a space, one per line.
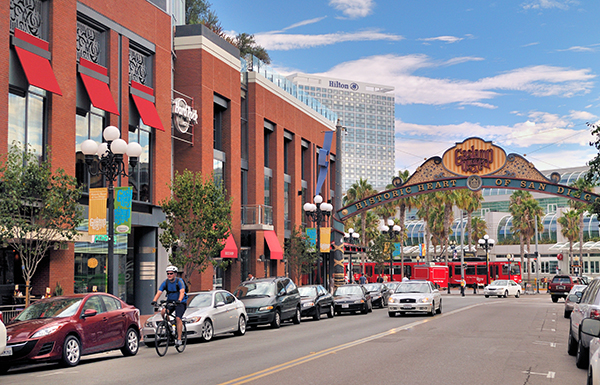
153, 300, 187, 356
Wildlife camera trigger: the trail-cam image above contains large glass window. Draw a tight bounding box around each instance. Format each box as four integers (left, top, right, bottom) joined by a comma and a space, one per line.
214, 104, 224, 151
214, 159, 224, 188
8, 87, 46, 161
129, 121, 152, 202
75, 107, 105, 191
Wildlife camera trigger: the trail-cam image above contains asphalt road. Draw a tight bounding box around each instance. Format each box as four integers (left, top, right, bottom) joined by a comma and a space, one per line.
1, 294, 587, 385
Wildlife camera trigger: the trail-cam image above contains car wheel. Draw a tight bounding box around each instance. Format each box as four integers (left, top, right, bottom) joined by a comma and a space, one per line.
564, 309, 571, 318
61, 335, 81, 367
485, 295, 489, 298
234, 315, 246, 336
202, 319, 214, 342
568, 326, 578, 356
292, 307, 302, 324
313, 305, 321, 321
429, 302, 436, 317
515, 291, 520, 298
0, 364, 11, 374
504, 291, 508, 298
436, 299, 442, 314
327, 304, 334, 318
120, 327, 140, 356
388, 311, 396, 317
588, 366, 594, 385
577, 335, 590, 369
335, 311, 340, 316
271, 310, 281, 329
368, 300, 373, 313
552, 296, 558, 303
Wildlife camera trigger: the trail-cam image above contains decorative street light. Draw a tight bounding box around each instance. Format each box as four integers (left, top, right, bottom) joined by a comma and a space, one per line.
303, 195, 333, 289
506, 253, 513, 282
381, 219, 401, 282
448, 239, 457, 294
478, 234, 495, 286
80, 125, 142, 296
344, 228, 360, 283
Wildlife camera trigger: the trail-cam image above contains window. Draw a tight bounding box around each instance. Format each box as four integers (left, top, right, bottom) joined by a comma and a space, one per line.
213, 158, 224, 189
101, 295, 121, 311
129, 122, 152, 202
75, 107, 105, 191
82, 296, 105, 314
8, 87, 46, 160
214, 104, 224, 151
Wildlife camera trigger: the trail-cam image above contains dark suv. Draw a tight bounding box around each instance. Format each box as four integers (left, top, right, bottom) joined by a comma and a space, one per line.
233, 277, 301, 328
549, 275, 586, 302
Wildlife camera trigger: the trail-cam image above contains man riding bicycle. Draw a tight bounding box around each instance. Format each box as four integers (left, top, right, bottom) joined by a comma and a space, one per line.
151, 266, 188, 346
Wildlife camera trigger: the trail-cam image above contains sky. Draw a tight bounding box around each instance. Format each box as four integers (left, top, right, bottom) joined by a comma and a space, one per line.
211, 0, 600, 174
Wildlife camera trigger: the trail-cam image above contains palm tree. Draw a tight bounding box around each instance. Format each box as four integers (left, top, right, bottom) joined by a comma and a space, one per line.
570, 177, 594, 275
455, 189, 483, 253
415, 193, 437, 262
470, 216, 487, 244
385, 170, 413, 278
509, 191, 544, 284
343, 177, 377, 274
558, 209, 580, 275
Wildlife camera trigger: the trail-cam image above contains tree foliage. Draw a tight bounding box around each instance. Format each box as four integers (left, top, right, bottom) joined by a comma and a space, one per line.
0, 145, 82, 305
285, 226, 318, 283
558, 209, 580, 275
158, 170, 232, 287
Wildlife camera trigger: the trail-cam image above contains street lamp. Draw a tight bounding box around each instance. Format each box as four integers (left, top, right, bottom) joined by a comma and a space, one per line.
448, 240, 457, 294
381, 219, 401, 282
344, 228, 360, 283
80, 126, 142, 296
303, 195, 333, 289
478, 234, 495, 286
506, 253, 513, 282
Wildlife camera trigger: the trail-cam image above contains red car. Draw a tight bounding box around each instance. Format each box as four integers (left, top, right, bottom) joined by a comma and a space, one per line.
0, 293, 140, 373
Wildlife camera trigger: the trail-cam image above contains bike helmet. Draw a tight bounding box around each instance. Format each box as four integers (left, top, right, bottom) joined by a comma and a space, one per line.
166, 265, 178, 273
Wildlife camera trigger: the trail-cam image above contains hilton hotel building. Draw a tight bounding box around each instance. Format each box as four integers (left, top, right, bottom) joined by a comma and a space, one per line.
287, 74, 396, 192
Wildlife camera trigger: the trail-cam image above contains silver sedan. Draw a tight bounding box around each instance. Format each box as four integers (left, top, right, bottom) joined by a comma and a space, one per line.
142, 290, 247, 345
387, 281, 442, 317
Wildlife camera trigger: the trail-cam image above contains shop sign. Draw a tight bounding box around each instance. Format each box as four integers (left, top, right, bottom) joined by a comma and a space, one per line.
172, 98, 198, 133
442, 138, 506, 176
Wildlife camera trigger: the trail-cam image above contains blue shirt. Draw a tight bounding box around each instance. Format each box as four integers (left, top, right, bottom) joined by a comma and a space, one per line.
159, 278, 188, 303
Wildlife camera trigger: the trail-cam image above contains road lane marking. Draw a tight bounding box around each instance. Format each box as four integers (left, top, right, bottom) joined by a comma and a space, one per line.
219, 303, 483, 385
522, 370, 555, 378
533, 341, 556, 348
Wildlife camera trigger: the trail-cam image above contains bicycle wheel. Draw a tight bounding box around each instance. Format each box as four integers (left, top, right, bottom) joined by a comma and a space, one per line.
154, 321, 169, 357
175, 323, 187, 353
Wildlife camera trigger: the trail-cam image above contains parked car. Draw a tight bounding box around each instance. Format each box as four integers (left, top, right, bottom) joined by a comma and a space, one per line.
483, 280, 522, 298
581, 318, 600, 385
387, 280, 442, 317
0, 293, 140, 373
549, 275, 585, 302
564, 284, 587, 318
142, 290, 247, 345
363, 283, 389, 308
233, 277, 301, 329
0, 313, 5, 359
568, 277, 600, 369
333, 284, 372, 315
298, 285, 334, 320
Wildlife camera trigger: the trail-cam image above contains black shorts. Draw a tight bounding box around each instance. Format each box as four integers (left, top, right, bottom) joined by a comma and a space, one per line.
167, 301, 186, 318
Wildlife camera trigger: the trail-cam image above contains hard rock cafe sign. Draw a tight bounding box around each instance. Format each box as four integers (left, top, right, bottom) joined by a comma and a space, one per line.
441, 138, 506, 176
171, 98, 198, 134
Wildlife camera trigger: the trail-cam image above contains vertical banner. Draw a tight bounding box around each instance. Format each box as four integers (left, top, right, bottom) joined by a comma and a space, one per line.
89, 188, 108, 235
392, 242, 401, 257
114, 186, 133, 234
320, 227, 331, 253
306, 228, 316, 252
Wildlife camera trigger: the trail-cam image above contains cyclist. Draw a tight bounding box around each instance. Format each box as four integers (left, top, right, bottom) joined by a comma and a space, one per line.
151, 266, 188, 346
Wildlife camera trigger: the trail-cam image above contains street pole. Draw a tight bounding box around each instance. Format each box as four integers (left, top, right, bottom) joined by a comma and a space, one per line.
535, 215, 540, 293
381, 219, 400, 282
332, 119, 346, 290
478, 234, 495, 286
460, 210, 465, 285
304, 195, 333, 289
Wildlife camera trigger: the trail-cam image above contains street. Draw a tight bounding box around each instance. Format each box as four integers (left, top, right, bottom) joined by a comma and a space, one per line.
1, 293, 586, 385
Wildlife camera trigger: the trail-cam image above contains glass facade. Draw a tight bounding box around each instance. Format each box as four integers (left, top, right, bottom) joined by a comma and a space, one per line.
8, 86, 46, 160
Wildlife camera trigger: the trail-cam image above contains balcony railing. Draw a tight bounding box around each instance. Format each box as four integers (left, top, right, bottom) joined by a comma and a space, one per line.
241, 205, 274, 230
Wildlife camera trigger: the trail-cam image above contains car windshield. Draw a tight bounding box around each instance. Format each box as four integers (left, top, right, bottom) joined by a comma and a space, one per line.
552, 277, 571, 284
234, 282, 275, 298
188, 293, 213, 308
395, 283, 431, 294
363, 284, 380, 292
14, 298, 82, 321
298, 287, 316, 297
334, 286, 363, 296
491, 280, 508, 286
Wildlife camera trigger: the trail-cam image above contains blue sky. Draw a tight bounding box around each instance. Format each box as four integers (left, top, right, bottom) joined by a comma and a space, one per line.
212, 0, 600, 173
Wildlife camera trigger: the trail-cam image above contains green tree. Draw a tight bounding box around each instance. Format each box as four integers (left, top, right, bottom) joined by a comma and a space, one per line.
0, 144, 82, 306
285, 226, 318, 284
509, 190, 544, 283
343, 177, 377, 273
558, 209, 580, 275
470, 216, 487, 244
234, 33, 271, 65
158, 170, 232, 289
386, 170, 413, 278
454, 189, 483, 252
415, 193, 437, 262
367, 233, 390, 277
570, 177, 594, 272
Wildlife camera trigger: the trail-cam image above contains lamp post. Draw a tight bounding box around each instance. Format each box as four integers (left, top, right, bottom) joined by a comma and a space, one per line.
448, 240, 457, 294
344, 228, 360, 283
478, 234, 495, 286
381, 219, 401, 282
303, 195, 333, 290
506, 254, 513, 281
80, 126, 142, 296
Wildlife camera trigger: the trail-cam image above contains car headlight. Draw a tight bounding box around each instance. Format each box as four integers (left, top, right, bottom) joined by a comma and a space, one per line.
144, 320, 154, 327
31, 325, 60, 338
388, 297, 397, 303
183, 316, 202, 324
354, 299, 365, 304
259, 305, 274, 312
302, 302, 314, 308
418, 297, 431, 304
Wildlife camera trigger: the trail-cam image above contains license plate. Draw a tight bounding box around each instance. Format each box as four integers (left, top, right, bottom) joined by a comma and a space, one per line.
402, 305, 412, 309
558, 286, 564, 290
0, 347, 12, 357
342, 304, 349, 308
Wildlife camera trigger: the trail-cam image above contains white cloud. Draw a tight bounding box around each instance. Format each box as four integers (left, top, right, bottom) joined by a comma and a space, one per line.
569, 110, 598, 121
419, 36, 464, 44
559, 46, 595, 52
255, 30, 403, 50
329, 0, 374, 18
282, 17, 328, 31
521, 0, 578, 10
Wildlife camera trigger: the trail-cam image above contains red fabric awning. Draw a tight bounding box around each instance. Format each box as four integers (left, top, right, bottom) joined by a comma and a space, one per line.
130, 81, 164, 131
264, 230, 283, 260
79, 58, 119, 115
220, 234, 238, 259
13, 29, 61, 95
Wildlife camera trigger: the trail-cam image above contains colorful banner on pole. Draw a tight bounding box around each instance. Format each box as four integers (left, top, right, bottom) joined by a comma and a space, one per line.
114, 186, 133, 234
88, 188, 108, 235
306, 228, 316, 253
392, 242, 401, 257
320, 227, 331, 253
419, 243, 426, 256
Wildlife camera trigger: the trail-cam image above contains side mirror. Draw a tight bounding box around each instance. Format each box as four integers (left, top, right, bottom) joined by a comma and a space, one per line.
82, 309, 97, 318
215, 301, 225, 308
278, 289, 286, 296
567, 294, 580, 303
581, 318, 600, 338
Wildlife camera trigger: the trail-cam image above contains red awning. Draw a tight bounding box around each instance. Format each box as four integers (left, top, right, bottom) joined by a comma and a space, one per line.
220, 234, 238, 259
13, 29, 61, 95
264, 230, 283, 260
130, 81, 164, 131
79, 58, 119, 115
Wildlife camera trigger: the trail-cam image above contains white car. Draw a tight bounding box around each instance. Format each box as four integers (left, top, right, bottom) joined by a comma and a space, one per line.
483, 280, 522, 298
387, 280, 442, 317
580, 318, 600, 384
142, 290, 247, 345
0, 312, 6, 356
